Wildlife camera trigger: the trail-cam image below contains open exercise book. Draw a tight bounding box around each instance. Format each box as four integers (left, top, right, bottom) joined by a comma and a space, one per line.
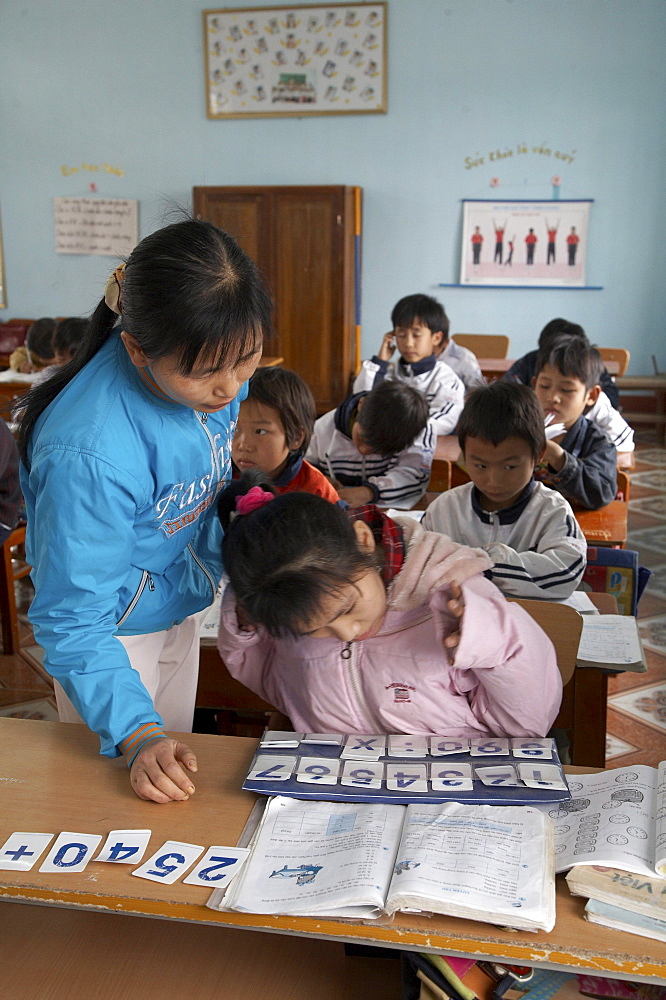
209, 795, 555, 933
550, 761, 666, 878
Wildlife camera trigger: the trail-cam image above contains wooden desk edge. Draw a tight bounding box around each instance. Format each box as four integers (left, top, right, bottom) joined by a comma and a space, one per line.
2, 882, 663, 981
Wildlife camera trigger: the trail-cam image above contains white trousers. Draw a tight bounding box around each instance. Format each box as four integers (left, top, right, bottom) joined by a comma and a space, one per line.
53, 610, 206, 734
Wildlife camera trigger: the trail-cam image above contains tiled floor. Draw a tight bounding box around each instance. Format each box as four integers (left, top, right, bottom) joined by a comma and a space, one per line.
606, 432, 666, 766
1, 432, 665, 765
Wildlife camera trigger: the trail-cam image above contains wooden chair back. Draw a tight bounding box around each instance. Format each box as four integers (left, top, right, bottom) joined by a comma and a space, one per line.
510, 598, 581, 687
452, 334, 510, 359
0, 522, 31, 654
616, 470, 631, 502
598, 347, 630, 376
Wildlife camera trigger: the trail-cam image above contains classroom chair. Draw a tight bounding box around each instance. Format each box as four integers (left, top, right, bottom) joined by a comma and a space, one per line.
598, 347, 630, 377
451, 334, 510, 359
615, 469, 630, 502
0, 522, 30, 654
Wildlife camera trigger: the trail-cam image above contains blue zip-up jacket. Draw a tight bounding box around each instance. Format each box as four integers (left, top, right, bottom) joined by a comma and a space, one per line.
20, 331, 245, 758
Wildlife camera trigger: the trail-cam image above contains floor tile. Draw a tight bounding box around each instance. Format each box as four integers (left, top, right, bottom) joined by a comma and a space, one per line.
605, 733, 637, 761
608, 680, 666, 733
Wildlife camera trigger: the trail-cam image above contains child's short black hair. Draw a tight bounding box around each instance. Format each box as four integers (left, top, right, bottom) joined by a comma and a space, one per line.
26, 318, 56, 362
356, 380, 429, 456
54, 317, 88, 361
218, 471, 375, 637
246, 366, 316, 454
390, 293, 450, 339
537, 317, 586, 354
457, 380, 546, 461
536, 334, 604, 391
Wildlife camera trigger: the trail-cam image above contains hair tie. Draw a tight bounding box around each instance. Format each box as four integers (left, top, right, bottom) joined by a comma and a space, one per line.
104, 263, 126, 315
235, 486, 275, 516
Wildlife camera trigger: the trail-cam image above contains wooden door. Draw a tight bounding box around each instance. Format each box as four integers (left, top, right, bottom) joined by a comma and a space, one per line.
193, 185, 359, 413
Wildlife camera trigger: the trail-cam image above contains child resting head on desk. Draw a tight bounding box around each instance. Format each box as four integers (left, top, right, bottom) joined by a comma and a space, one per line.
423, 379, 587, 601
215, 473, 562, 739
532, 335, 618, 510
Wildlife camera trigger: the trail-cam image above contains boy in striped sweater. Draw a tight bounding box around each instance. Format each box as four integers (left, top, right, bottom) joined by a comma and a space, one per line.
423, 380, 586, 600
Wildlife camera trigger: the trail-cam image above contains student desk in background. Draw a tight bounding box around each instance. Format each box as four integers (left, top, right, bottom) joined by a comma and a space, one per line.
573, 500, 628, 548
1, 719, 665, 990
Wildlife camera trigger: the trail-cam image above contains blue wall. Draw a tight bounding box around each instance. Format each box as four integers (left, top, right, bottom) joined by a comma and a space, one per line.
2, 0, 665, 373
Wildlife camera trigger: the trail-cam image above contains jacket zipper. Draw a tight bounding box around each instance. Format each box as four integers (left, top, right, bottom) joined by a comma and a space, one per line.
192, 412, 223, 601
489, 510, 499, 544
117, 570, 153, 626
341, 615, 433, 732
188, 543, 217, 601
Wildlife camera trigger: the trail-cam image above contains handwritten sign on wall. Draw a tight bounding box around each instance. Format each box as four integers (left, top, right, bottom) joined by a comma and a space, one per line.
54, 197, 138, 257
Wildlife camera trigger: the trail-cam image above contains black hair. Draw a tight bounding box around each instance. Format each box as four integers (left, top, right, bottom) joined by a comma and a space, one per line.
390, 293, 450, 339
535, 334, 604, 391
25, 318, 56, 362
218, 471, 376, 637
537, 318, 586, 354
17, 219, 273, 461
246, 366, 316, 455
357, 380, 429, 456
458, 380, 546, 460
53, 317, 88, 362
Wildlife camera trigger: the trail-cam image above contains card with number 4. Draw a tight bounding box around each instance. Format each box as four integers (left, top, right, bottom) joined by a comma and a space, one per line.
95, 829, 152, 864
183, 846, 250, 886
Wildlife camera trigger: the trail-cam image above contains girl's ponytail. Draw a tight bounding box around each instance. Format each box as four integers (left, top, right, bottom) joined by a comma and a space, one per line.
16, 297, 118, 462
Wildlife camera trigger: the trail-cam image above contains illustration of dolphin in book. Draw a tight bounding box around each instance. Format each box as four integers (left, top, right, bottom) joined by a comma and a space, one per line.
394, 859, 421, 875
270, 863, 323, 885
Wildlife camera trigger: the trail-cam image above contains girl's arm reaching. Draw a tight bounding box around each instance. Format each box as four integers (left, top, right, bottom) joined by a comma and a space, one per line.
432, 575, 562, 737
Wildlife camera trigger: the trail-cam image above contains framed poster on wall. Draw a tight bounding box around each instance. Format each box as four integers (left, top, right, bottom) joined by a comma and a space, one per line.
203, 3, 387, 119
460, 199, 592, 287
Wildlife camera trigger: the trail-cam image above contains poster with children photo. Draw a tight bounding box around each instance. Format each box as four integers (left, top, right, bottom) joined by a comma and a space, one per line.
204, 3, 387, 119
460, 199, 592, 287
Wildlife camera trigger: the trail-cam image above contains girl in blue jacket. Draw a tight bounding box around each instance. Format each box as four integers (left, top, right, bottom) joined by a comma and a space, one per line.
17, 219, 272, 803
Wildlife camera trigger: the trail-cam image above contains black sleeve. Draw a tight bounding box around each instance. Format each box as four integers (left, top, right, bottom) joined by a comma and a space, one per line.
0, 421, 22, 541
548, 428, 618, 510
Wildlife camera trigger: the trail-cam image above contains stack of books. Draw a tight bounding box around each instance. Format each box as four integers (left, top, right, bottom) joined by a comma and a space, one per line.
566, 865, 666, 944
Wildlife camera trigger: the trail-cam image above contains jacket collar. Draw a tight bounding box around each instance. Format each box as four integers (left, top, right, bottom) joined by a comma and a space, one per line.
398, 354, 437, 377
272, 451, 303, 487
471, 480, 536, 525
333, 391, 367, 438
559, 415, 587, 458
347, 505, 405, 586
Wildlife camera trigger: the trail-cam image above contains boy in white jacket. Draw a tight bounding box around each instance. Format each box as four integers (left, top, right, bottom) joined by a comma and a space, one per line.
353, 293, 465, 436
423, 380, 586, 600
306, 380, 434, 509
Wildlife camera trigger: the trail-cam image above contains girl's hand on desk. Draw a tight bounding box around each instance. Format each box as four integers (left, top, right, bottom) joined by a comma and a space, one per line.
443, 581, 465, 663
130, 737, 198, 804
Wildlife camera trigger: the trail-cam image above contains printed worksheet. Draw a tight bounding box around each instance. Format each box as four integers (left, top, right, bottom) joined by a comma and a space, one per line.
547, 762, 666, 876
223, 796, 405, 917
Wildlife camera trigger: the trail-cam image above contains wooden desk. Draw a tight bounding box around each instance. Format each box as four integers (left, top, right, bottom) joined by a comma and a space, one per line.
0, 378, 33, 419
0, 900, 401, 1000
574, 500, 627, 548
478, 357, 513, 381
2, 719, 665, 983
616, 373, 666, 445
258, 355, 284, 367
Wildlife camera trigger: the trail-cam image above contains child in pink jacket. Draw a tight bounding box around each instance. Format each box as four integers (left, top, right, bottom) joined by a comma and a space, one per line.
216, 477, 562, 738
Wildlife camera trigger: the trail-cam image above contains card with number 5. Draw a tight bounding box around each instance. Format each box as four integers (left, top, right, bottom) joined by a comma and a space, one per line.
132, 840, 204, 884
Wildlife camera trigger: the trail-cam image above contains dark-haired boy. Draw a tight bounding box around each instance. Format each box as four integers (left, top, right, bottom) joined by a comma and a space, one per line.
423, 380, 586, 599
532, 336, 617, 510
353, 293, 466, 434
306, 379, 434, 509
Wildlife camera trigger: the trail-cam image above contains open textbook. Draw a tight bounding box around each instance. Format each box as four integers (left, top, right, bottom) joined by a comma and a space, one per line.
210, 795, 555, 932
576, 615, 647, 672
549, 761, 666, 877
